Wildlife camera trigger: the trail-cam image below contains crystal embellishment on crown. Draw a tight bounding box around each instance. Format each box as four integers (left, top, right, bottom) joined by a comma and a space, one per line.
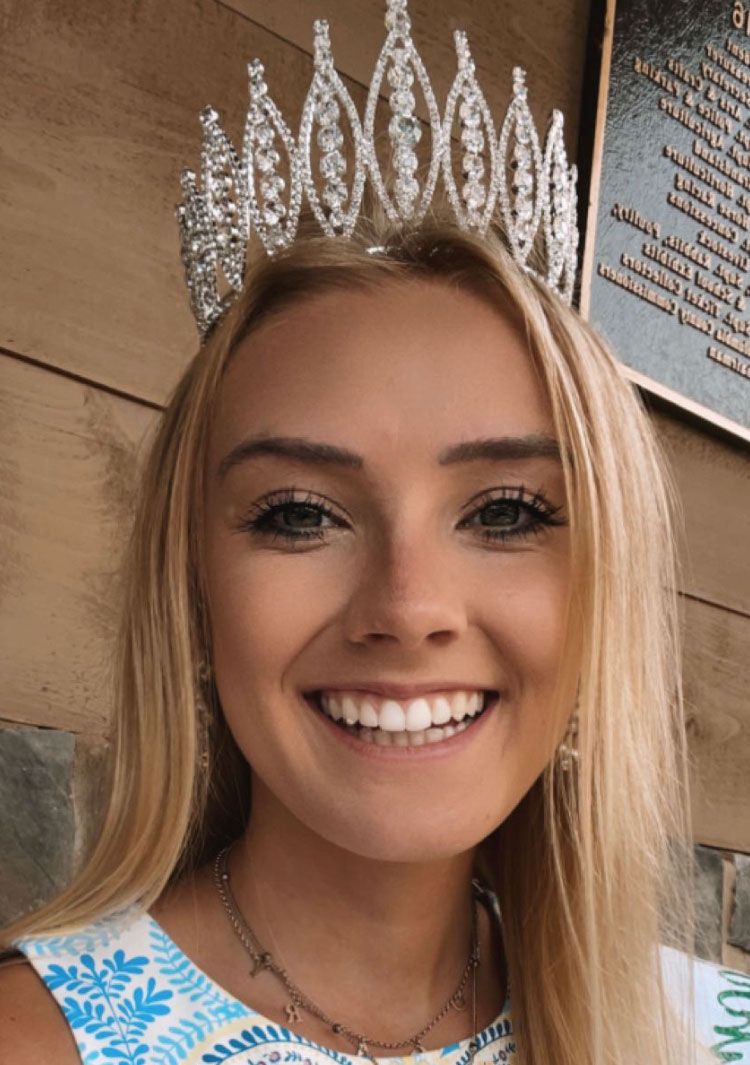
176, 0, 579, 338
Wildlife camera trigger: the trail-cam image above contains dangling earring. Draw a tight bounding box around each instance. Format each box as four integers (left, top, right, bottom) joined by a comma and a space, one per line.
557, 706, 580, 772
195, 653, 213, 771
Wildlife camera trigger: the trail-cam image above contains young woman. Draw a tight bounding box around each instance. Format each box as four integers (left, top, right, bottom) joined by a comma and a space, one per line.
2, 208, 745, 1065
2, 0, 749, 1053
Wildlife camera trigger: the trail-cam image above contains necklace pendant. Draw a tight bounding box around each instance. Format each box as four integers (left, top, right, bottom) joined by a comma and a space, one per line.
251, 951, 272, 977
356, 1040, 369, 1055
450, 990, 467, 1011
284, 1001, 301, 1024
412, 1039, 425, 1053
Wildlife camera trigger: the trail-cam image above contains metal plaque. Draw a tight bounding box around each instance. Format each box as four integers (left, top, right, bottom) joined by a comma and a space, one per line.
581, 0, 750, 441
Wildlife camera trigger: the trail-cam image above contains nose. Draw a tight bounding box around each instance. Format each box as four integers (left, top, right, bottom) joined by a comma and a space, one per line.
342, 530, 469, 649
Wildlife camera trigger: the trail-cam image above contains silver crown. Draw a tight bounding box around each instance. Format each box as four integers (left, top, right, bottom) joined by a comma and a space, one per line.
176, 0, 579, 338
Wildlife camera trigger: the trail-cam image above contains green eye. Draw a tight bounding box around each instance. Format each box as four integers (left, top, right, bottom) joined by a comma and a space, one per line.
279, 504, 324, 529
482, 501, 522, 526
460, 490, 565, 544
238, 489, 341, 546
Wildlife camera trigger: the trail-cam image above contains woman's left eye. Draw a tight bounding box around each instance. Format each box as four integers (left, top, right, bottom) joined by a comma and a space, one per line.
237, 486, 566, 548
458, 489, 566, 543
460, 487, 566, 545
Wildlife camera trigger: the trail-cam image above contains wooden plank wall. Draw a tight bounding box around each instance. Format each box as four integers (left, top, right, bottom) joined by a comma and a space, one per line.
0, 0, 747, 857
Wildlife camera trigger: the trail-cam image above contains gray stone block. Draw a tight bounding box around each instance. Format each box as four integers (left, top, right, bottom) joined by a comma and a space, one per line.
693, 843, 724, 963
729, 854, 750, 953
0, 726, 76, 928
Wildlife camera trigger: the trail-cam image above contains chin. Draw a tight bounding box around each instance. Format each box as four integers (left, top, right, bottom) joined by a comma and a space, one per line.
290, 797, 504, 864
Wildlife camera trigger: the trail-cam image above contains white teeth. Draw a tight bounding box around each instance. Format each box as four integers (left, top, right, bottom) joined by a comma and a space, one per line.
342, 694, 359, 726
319, 688, 488, 728
360, 700, 379, 728
451, 692, 468, 721
328, 717, 477, 747
466, 692, 481, 717
313, 688, 495, 748
404, 698, 433, 732
431, 696, 453, 725
379, 700, 407, 732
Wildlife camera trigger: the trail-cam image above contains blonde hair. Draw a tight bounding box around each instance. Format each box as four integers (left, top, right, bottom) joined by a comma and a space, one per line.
3, 206, 709, 1065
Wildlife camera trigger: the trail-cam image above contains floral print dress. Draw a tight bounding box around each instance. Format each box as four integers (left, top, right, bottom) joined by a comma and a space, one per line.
14, 892, 750, 1064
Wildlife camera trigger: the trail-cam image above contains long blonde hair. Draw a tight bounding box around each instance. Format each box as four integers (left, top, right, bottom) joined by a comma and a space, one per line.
3, 207, 707, 1065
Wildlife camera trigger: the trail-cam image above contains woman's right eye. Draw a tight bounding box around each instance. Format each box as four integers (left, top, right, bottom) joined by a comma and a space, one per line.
239, 497, 341, 544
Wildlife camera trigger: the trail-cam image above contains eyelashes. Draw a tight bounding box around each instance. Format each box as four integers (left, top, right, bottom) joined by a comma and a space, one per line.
237, 488, 347, 546
235, 485, 567, 549
462, 486, 566, 543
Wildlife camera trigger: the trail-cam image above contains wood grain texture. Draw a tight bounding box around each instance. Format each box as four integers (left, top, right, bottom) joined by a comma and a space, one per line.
0, 352, 156, 733
652, 408, 750, 618
684, 596, 750, 853
0, 0, 361, 405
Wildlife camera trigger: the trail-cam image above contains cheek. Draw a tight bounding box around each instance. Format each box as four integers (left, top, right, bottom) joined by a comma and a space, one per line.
204, 557, 298, 775
478, 552, 573, 776
481, 553, 570, 690
202, 529, 341, 732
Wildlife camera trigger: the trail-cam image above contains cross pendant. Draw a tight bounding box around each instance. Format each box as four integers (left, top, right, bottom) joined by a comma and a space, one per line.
284, 1001, 301, 1024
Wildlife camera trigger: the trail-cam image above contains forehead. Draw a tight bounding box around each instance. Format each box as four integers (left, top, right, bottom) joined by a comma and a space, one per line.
210, 280, 553, 466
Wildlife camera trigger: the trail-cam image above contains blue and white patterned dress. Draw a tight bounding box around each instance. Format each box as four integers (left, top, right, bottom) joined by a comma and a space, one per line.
14, 894, 750, 1065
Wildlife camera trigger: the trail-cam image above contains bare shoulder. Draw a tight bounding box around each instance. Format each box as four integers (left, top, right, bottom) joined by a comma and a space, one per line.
0, 955, 81, 1064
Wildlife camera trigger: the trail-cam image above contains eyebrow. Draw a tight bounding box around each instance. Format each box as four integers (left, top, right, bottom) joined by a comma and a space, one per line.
217, 432, 562, 480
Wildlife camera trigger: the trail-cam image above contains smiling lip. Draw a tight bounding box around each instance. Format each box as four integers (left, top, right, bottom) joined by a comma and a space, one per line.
305, 682, 498, 699
303, 689, 499, 758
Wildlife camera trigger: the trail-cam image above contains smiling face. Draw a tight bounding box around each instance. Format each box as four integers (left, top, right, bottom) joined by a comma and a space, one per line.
202, 279, 573, 862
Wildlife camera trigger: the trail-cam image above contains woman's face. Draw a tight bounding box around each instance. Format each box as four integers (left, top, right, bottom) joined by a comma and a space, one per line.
203, 279, 573, 861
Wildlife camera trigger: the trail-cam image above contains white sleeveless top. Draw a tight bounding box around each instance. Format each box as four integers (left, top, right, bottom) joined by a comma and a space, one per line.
14, 894, 750, 1064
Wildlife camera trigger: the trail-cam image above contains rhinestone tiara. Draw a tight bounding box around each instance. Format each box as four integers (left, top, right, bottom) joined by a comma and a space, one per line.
176, 0, 579, 338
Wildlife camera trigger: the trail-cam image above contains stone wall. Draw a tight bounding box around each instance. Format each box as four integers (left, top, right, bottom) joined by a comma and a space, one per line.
695, 845, 750, 973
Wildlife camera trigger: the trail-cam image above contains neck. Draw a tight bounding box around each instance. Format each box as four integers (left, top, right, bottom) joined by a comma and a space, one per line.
224, 778, 493, 1035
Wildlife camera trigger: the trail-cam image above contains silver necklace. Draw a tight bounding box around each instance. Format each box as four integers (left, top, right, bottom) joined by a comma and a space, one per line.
212, 845, 485, 1063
